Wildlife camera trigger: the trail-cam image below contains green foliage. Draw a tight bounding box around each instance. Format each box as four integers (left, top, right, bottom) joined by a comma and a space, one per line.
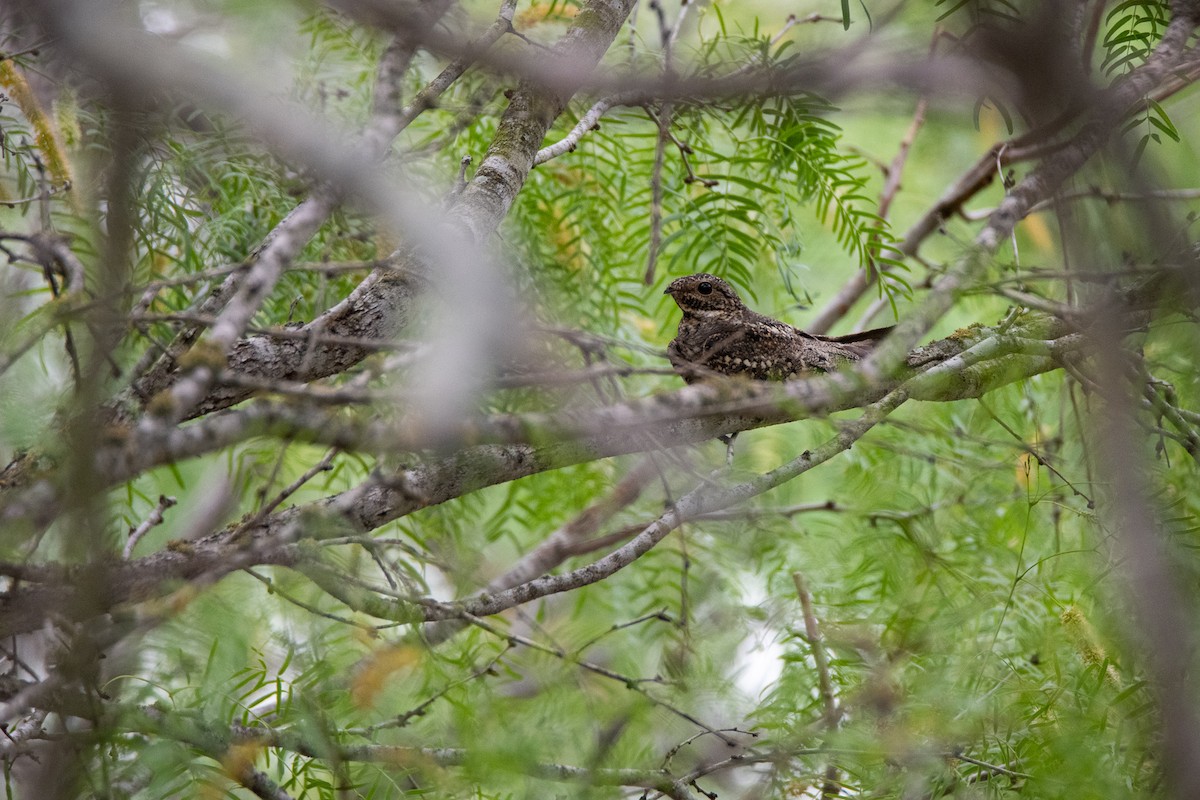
934, 0, 1024, 24
495, 23, 909, 343
1104, 0, 1177, 166
2, 1, 1199, 799
45, 10, 389, 360
0, 96, 46, 217
1103, 0, 1171, 76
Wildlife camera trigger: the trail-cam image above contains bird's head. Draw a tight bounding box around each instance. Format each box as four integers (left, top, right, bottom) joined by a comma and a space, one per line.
664, 273, 745, 316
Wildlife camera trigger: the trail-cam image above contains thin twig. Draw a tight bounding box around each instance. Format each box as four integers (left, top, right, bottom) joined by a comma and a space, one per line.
535, 96, 620, 163
950, 752, 1032, 780
243, 569, 388, 629
233, 448, 340, 539
793, 572, 842, 799
423, 456, 667, 644
461, 613, 743, 747
346, 645, 513, 735
123, 495, 178, 559
0, 180, 71, 208
976, 398, 1094, 504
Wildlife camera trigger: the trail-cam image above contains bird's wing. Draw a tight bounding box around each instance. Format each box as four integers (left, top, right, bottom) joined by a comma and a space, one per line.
666, 338, 703, 384
802, 325, 893, 361
703, 319, 805, 379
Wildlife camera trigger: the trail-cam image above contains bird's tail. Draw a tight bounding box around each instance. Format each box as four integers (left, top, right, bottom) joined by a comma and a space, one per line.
818, 325, 894, 359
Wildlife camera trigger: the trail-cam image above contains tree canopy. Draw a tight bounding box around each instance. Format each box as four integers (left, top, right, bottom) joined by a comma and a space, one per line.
2, 0, 1200, 798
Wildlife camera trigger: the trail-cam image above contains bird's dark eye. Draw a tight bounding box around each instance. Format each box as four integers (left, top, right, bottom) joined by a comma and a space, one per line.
698, 281, 713, 295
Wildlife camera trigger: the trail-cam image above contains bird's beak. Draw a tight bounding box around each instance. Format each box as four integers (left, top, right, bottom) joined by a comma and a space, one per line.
663, 287, 673, 296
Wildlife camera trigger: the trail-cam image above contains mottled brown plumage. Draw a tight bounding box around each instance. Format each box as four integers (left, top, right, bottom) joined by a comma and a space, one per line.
664, 273, 891, 383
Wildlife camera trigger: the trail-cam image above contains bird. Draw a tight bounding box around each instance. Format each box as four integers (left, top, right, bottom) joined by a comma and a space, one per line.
664, 273, 892, 383
663, 273, 893, 463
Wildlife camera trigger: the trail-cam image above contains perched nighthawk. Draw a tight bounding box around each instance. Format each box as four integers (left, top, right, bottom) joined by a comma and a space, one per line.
664, 273, 892, 383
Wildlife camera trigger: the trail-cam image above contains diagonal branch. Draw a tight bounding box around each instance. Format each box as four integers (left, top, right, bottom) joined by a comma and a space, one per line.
864, 12, 1200, 378
425, 389, 908, 622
